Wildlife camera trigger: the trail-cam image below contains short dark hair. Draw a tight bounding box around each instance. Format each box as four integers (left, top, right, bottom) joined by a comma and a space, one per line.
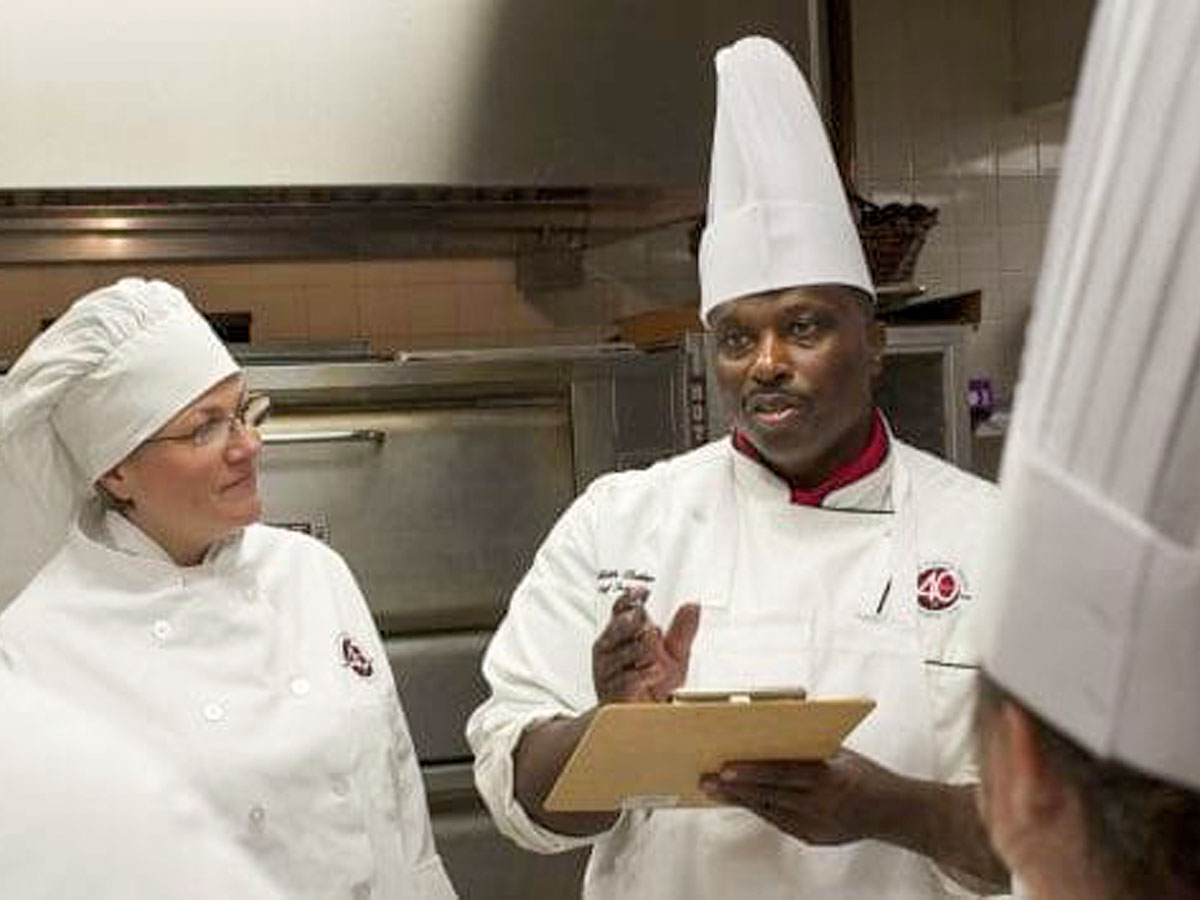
976, 673, 1200, 899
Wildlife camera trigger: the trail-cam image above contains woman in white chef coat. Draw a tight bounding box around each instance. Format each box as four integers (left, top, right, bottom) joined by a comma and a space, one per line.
0, 277, 456, 900
468, 37, 1008, 900
975, 0, 1200, 898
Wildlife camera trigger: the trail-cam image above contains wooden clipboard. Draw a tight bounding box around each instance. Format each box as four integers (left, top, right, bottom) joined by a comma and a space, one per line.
544, 695, 875, 811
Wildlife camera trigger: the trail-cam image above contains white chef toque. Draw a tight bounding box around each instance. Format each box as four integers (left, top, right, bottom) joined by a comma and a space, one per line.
698, 36, 874, 325
981, 0, 1200, 791
0, 278, 238, 606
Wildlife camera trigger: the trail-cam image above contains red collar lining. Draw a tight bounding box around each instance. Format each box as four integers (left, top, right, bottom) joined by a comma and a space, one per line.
732, 410, 890, 506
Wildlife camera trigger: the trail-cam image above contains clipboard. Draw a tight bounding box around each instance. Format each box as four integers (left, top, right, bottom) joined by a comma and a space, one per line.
545, 694, 875, 811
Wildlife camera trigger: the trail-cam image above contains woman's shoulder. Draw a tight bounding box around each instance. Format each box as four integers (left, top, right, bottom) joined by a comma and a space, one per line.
242, 523, 355, 581
241, 526, 375, 628
245, 522, 341, 557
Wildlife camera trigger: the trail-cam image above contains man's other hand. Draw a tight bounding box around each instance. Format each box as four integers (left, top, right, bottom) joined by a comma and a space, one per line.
592, 590, 700, 704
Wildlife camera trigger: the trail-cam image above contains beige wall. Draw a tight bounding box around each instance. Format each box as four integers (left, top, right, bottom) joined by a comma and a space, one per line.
852, 0, 1072, 406
0, 219, 701, 364
0, 259, 526, 361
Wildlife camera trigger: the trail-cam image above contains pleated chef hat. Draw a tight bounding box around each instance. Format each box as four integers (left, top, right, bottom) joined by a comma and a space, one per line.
0, 278, 237, 606
981, 0, 1200, 791
698, 36, 873, 324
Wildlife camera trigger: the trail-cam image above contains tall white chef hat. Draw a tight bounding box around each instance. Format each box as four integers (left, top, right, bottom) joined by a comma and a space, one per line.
0, 278, 238, 606
698, 36, 874, 324
981, 0, 1200, 791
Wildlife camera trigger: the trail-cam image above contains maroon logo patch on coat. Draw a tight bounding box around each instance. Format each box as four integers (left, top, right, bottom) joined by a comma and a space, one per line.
338, 634, 375, 678
917, 565, 966, 612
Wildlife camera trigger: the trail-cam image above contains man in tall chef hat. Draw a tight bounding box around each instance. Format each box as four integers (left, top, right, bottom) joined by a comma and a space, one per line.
0, 278, 456, 899
976, 0, 1200, 897
468, 36, 1008, 898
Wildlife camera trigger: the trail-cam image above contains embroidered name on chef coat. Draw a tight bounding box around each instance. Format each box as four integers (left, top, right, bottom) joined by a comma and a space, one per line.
596, 568, 656, 597
338, 633, 375, 678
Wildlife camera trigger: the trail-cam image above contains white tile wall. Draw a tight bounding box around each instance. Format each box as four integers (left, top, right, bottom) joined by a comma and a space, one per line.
852, 0, 1072, 405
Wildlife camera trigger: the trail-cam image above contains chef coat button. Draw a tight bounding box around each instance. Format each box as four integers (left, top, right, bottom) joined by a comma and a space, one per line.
151, 619, 172, 641
243, 585, 258, 603
248, 804, 267, 832
289, 676, 311, 697
351, 882, 372, 900
331, 776, 351, 797
202, 701, 226, 722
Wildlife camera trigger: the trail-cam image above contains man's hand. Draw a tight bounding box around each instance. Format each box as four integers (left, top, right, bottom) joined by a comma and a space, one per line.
513, 593, 700, 836
592, 589, 700, 704
700, 749, 1010, 891
699, 748, 892, 845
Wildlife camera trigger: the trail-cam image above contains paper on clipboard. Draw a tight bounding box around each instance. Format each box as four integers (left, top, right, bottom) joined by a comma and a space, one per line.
544, 696, 875, 811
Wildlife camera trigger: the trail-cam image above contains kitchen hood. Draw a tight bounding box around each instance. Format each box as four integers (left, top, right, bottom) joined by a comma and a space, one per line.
0, 185, 702, 264
0, 1, 822, 263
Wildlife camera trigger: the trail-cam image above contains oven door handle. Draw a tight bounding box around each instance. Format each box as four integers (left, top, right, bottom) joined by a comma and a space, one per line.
262, 429, 386, 446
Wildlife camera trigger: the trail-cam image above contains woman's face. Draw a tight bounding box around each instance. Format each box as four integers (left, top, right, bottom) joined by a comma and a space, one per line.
99, 374, 263, 565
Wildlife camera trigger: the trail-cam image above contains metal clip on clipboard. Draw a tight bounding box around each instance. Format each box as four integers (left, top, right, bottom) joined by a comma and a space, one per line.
669, 687, 808, 704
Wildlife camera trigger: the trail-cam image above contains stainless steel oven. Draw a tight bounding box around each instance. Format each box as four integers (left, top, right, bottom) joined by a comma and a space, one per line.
247, 347, 690, 898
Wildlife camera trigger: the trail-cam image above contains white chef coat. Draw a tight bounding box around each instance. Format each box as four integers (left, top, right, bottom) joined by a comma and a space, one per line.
0, 674, 284, 900
468, 435, 998, 899
0, 502, 456, 900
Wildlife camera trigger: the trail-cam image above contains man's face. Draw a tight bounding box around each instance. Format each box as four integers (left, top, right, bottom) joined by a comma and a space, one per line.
710, 286, 882, 483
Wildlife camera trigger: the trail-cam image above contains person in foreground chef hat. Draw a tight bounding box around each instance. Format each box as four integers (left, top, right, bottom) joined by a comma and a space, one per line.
468, 36, 1008, 899
0, 675, 285, 899
975, 1, 1200, 898
0, 278, 457, 899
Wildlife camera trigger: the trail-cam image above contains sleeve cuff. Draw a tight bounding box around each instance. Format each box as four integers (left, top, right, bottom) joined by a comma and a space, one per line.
470, 709, 611, 855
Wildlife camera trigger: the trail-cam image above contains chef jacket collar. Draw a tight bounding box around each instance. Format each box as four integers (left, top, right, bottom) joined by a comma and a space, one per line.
72, 498, 246, 587
100, 508, 237, 568
730, 436, 893, 514
16, 512, 255, 638
730, 408, 892, 510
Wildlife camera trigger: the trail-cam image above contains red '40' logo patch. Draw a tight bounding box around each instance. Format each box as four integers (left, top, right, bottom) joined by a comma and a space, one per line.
917, 565, 968, 612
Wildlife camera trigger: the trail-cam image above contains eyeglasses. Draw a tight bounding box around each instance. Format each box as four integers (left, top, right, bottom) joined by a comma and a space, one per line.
144, 394, 271, 449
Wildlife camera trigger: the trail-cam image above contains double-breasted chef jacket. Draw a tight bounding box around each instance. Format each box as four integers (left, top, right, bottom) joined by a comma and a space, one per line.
468, 431, 998, 899
0, 502, 456, 900
0, 674, 285, 899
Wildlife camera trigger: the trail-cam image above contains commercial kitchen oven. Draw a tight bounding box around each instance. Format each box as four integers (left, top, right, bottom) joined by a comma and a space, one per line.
246, 347, 691, 899
244, 329, 970, 897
